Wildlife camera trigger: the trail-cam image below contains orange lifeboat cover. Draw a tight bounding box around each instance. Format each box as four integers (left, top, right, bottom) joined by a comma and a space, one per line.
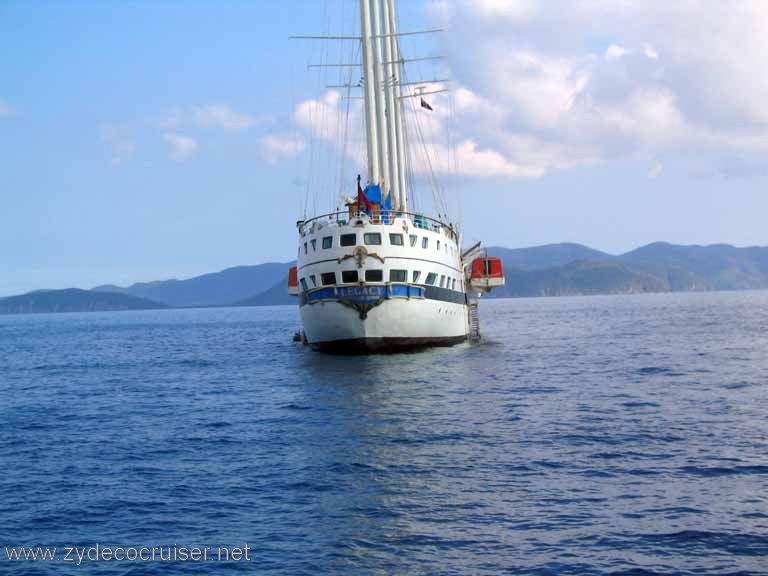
470, 257, 504, 279
288, 266, 298, 287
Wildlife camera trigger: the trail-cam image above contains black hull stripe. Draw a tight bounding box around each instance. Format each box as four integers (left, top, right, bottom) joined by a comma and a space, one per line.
423, 285, 468, 305
310, 335, 467, 354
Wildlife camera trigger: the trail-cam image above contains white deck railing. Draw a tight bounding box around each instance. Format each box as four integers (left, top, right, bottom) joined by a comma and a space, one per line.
297, 210, 457, 240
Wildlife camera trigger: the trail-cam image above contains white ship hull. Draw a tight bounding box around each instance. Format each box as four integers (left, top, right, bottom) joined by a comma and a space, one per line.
301, 297, 468, 353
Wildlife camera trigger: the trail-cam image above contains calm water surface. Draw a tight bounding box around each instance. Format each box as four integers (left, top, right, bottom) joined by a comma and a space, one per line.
1, 292, 767, 575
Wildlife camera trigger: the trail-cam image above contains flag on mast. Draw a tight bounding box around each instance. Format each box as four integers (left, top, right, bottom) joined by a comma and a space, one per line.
357, 175, 373, 211
420, 97, 434, 111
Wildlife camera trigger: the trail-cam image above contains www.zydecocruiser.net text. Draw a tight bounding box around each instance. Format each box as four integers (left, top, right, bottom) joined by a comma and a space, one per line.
4, 544, 251, 566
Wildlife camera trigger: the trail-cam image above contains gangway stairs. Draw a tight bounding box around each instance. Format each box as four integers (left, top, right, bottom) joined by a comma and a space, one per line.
469, 302, 481, 341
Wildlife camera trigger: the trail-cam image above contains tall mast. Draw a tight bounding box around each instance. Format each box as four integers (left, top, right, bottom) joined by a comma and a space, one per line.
386, 0, 408, 212
360, 0, 380, 185
381, 0, 400, 210
370, 0, 390, 197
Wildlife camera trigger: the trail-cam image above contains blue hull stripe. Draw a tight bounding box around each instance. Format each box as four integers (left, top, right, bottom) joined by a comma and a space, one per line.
300, 284, 466, 307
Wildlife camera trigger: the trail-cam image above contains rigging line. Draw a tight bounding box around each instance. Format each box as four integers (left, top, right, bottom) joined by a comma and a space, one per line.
443, 85, 454, 224
403, 97, 430, 214
332, 0, 344, 211
397, 42, 441, 217
398, 88, 449, 99
289, 63, 299, 218
403, 102, 419, 213
318, 0, 333, 215
394, 78, 451, 87
394, 38, 415, 212
419, 99, 448, 219
331, 0, 345, 210
308, 0, 329, 217
403, 103, 418, 213
449, 88, 462, 229
401, 67, 447, 219
309, 56, 445, 69
335, 0, 355, 207
289, 28, 444, 40
308, 62, 361, 68
332, 0, 350, 210
342, 44, 365, 198
421, 95, 449, 217
385, 55, 445, 65
390, 14, 415, 213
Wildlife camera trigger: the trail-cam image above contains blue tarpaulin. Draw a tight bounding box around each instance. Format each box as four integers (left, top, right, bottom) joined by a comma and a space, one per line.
362, 184, 392, 221
364, 184, 382, 203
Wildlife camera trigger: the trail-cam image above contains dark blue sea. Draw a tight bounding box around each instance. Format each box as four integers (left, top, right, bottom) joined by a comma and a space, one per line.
1, 292, 767, 575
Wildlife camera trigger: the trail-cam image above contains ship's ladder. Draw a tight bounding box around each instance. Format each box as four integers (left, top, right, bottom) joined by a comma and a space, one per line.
469, 302, 480, 341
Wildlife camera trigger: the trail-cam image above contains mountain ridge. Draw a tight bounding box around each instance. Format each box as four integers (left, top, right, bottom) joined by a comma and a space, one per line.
4, 242, 768, 314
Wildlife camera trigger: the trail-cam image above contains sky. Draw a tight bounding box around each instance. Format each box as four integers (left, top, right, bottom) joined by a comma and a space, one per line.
2, 0, 768, 296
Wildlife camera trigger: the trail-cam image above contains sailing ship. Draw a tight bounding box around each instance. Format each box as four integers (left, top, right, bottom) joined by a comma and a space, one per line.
288, 0, 504, 353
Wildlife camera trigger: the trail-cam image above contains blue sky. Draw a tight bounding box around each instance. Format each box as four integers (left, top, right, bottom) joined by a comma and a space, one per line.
2, 0, 767, 296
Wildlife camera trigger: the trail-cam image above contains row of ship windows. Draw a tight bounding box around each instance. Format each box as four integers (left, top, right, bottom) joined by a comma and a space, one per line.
300, 270, 460, 291
301, 232, 454, 255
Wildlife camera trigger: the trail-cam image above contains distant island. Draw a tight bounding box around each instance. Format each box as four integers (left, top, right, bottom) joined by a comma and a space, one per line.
2, 242, 768, 315
0, 288, 167, 315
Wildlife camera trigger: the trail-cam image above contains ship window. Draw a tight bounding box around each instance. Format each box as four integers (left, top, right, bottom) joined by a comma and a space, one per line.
364, 232, 382, 245
300, 278, 308, 291
304, 242, 308, 254
412, 270, 422, 283
311, 239, 317, 251
439, 275, 445, 288
389, 269, 407, 283
409, 234, 417, 247
422, 237, 428, 249
437, 240, 441, 251
322, 236, 333, 249
340, 233, 356, 247
310, 275, 317, 287
341, 270, 358, 283
365, 269, 383, 282
425, 272, 438, 285
452, 278, 457, 290
389, 233, 404, 246
321, 272, 336, 286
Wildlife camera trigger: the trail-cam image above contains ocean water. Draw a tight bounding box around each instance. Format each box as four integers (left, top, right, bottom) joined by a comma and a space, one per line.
1, 292, 767, 575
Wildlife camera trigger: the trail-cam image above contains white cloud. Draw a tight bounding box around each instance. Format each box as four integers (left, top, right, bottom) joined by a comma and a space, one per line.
190, 104, 259, 130
159, 104, 260, 131
421, 0, 768, 179
643, 45, 659, 60
429, 0, 536, 23
649, 162, 663, 178
294, 91, 348, 139
163, 133, 198, 161
605, 44, 629, 60
260, 134, 306, 163
474, 0, 537, 20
